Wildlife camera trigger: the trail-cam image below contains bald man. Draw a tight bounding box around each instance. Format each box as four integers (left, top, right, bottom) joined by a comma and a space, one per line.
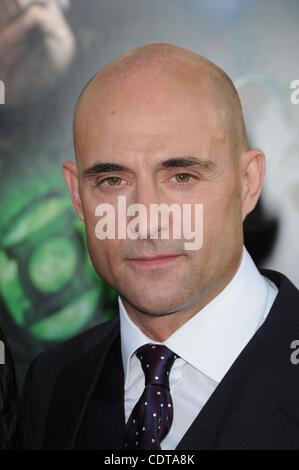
23, 43, 299, 450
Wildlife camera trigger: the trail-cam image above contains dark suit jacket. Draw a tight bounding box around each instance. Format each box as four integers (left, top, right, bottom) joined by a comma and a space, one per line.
23, 268, 299, 449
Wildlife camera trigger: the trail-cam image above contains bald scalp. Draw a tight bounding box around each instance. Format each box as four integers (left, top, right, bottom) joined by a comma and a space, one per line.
73, 43, 248, 162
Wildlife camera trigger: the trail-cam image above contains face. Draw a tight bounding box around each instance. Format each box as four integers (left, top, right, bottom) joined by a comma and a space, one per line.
67, 66, 252, 318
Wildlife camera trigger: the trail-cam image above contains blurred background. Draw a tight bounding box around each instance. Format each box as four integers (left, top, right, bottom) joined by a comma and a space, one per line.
0, 0, 298, 386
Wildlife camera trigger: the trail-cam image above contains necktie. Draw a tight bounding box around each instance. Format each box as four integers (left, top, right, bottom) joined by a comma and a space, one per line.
125, 343, 178, 450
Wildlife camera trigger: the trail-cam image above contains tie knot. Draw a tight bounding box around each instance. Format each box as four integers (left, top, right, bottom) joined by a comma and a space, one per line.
136, 344, 178, 389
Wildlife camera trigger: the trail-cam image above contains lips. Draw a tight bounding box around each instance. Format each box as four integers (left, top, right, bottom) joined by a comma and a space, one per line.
126, 253, 183, 269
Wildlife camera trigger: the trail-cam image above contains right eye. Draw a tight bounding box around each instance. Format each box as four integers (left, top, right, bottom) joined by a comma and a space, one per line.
97, 176, 124, 187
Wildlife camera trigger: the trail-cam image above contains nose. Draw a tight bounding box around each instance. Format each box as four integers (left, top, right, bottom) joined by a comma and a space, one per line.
128, 180, 166, 240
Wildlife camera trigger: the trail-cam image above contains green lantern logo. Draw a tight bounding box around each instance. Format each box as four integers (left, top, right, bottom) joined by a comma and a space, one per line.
0, 192, 116, 342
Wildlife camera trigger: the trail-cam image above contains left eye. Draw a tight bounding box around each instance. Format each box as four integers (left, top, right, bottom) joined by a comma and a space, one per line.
172, 173, 193, 184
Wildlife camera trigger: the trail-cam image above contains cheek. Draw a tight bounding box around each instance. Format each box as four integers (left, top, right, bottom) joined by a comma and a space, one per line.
79, 189, 98, 227
203, 186, 241, 237
86, 234, 122, 283
203, 195, 228, 232
86, 223, 120, 260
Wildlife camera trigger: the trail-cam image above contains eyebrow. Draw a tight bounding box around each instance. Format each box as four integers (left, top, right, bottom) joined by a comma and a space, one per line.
81, 162, 129, 178
159, 156, 216, 171
81, 156, 216, 178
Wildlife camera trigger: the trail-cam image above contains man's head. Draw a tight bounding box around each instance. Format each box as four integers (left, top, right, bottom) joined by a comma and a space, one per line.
63, 43, 265, 330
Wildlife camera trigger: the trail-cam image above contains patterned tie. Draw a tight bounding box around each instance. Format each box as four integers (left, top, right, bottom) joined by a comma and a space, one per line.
125, 343, 178, 450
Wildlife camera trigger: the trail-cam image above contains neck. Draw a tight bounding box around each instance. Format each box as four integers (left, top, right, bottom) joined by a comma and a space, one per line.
121, 252, 243, 342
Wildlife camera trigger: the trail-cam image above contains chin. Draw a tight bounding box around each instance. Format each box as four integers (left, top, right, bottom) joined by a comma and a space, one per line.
123, 287, 186, 317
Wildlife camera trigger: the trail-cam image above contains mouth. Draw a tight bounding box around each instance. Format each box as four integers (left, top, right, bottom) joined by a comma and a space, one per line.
126, 253, 184, 269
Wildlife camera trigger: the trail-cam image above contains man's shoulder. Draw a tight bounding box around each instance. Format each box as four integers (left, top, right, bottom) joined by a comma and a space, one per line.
260, 267, 299, 329
27, 316, 120, 381
261, 266, 297, 287
257, 268, 299, 370
22, 316, 120, 449
260, 267, 299, 301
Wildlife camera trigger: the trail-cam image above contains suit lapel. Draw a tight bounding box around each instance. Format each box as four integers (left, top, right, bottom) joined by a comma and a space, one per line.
93, 334, 126, 449
175, 320, 262, 450
75, 334, 126, 449
44, 318, 121, 449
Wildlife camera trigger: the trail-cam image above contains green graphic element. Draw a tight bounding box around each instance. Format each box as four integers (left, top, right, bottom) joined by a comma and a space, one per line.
0, 250, 31, 327
3, 196, 71, 248
29, 288, 100, 341
29, 236, 77, 294
0, 190, 117, 342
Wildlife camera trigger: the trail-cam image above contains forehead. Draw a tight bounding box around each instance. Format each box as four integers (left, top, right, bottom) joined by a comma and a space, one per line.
74, 66, 227, 167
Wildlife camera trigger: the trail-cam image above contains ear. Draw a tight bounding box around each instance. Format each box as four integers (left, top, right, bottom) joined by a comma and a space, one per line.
62, 160, 84, 220
241, 148, 266, 221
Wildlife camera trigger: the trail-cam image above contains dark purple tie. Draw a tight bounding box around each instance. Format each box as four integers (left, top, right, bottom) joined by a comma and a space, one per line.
125, 343, 178, 450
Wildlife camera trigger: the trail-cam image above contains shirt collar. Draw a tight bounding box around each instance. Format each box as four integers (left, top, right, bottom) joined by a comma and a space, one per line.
119, 295, 158, 389
119, 245, 278, 386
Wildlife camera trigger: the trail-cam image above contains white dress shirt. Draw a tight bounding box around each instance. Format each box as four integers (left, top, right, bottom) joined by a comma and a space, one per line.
118, 245, 278, 450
